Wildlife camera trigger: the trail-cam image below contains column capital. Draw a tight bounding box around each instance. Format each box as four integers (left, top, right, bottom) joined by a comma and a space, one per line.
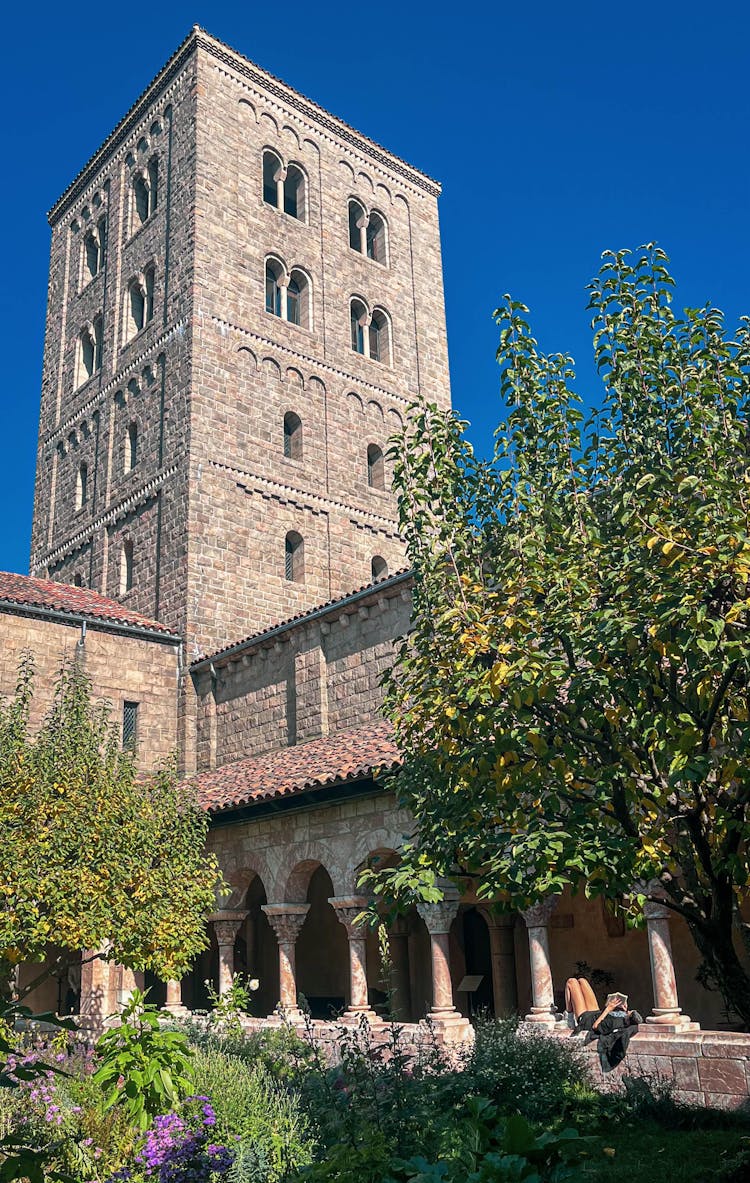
262, 904, 310, 944
208, 910, 247, 946
521, 898, 558, 928
329, 896, 369, 939
417, 898, 460, 935
477, 907, 515, 930
643, 898, 671, 921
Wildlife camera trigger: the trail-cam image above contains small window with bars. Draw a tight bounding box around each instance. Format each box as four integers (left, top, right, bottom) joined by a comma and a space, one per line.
123, 700, 139, 752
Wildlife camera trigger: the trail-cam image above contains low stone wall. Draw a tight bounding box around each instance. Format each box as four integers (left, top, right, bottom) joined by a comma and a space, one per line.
575, 1029, 750, 1110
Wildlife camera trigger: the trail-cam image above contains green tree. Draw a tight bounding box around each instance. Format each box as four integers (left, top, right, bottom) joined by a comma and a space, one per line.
0, 658, 222, 1003
376, 245, 750, 1026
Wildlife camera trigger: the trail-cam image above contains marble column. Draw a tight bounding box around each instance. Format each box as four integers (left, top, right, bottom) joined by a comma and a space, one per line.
262, 904, 310, 1019
521, 899, 564, 1025
208, 910, 248, 996
416, 897, 472, 1039
164, 979, 187, 1015
643, 888, 698, 1031
480, 910, 518, 1016
330, 896, 379, 1022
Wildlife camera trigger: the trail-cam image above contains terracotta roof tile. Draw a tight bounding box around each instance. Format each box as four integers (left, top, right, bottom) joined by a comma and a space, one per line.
0, 571, 177, 637
194, 719, 401, 813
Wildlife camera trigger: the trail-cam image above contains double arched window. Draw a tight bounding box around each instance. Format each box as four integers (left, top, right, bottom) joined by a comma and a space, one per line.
350, 298, 391, 364
283, 412, 303, 460
262, 149, 307, 221
348, 199, 388, 264
133, 157, 159, 229
285, 531, 304, 582
265, 257, 312, 329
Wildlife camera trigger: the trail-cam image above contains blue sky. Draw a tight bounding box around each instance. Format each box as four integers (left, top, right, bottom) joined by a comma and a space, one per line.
2, 1, 748, 575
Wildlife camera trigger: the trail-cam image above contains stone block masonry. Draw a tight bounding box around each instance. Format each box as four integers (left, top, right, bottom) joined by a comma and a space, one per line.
31, 27, 451, 683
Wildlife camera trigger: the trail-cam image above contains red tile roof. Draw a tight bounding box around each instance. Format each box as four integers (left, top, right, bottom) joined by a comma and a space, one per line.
194, 719, 402, 813
0, 571, 177, 637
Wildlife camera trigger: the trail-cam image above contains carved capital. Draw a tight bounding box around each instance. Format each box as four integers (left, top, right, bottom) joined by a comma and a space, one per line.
521, 898, 558, 928
262, 903, 310, 945
417, 899, 460, 935
643, 898, 671, 922
329, 896, 369, 940
208, 910, 247, 947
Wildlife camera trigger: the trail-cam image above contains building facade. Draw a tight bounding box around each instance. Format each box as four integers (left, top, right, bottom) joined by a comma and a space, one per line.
12, 27, 750, 1106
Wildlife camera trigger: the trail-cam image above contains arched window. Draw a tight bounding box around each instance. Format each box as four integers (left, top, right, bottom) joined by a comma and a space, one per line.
366, 211, 387, 264
283, 412, 302, 460
120, 539, 134, 596
73, 572, 84, 588
263, 149, 283, 206
287, 269, 311, 329
371, 555, 388, 581
367, 443, 385, 490
125, 422, 138, 473
262, 150, 306, 221
127, 267, 155, 338
369, 308, 390, 364
78, 316, 103, 384
265, 257, 283, 317
285, 531, 304, 582
348, 199, 366, 252
83, 224, 104, 282
134, 175, 150, 226
284, 164, 306, 220
133, 161, 158, 229
351, 298, 367, 355
75, 462, 88, 511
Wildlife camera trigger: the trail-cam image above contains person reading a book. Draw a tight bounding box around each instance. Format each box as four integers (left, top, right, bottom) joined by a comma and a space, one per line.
564, 978, 643, 1069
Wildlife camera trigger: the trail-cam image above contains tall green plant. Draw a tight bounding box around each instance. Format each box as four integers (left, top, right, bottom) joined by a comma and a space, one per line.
93, 990, 194, 1130
375, 245, 750, 1026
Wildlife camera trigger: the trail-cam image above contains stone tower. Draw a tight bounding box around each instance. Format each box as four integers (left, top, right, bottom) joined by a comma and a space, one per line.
30, 28, 451, 716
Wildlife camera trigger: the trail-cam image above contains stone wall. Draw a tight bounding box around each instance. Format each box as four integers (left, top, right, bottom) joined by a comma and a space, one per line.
0, 607, 178, 770
193, 574, 411, 770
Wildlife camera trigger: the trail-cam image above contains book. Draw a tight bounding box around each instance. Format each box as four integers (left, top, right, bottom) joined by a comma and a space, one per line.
606, 991, 628, 1009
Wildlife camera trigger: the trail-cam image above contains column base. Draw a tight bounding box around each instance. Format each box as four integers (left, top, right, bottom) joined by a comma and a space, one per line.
524, 1006, 565, 1026
421, 1007, 474, 1042
341, 1006, 383, 1025
646, 1008, 699, 1032
268, 1005, 308, 1026
163, 1003, 189, 1018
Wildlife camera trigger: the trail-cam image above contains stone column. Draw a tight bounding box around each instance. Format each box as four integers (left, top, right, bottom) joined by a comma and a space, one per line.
275, 169, 286, 211
521, 899, 563, 1025
330, 896, 379, 1022
480, 910, 518, 1016
262, 904, 310, 1019
358, 216, 369, 257
208, 910, 248, 996
164, 979, 187, 1015
79, 945, 114, 1030
417, 898, 472, 1040
643, 888, 698, 1031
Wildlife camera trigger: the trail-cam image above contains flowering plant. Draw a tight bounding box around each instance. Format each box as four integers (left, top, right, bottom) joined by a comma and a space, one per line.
110, 1097, 234, 1183
204, 975, 259, 1035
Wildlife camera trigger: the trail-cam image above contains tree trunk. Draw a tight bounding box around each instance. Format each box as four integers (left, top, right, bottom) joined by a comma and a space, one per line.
687, 918, 750, 1029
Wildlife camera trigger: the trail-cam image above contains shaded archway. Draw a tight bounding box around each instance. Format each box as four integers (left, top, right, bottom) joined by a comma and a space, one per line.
460, 907, 494, 1017
243, 875, 278, 1018
293, 864, 349, 1018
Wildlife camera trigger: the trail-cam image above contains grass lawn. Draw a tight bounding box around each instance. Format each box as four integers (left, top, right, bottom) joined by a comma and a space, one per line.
578, 1125, 750, 1182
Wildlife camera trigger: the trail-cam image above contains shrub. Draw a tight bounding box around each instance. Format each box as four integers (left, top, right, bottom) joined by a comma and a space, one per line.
461, 1017, 588, 1122
191, 1047, 313, 1182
